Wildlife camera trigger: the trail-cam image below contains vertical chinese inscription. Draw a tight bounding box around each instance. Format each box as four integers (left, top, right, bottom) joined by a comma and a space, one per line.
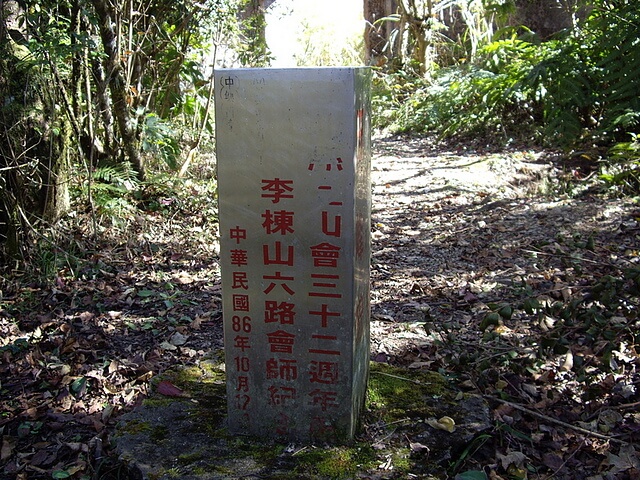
215, 68, 371, 443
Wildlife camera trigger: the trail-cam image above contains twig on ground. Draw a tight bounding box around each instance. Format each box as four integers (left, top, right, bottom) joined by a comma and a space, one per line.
489, 397, 632, 446
543, 438, 587, 480
522, 248, 631, 267
371, 370, 426, 385
613, 400, 640, 411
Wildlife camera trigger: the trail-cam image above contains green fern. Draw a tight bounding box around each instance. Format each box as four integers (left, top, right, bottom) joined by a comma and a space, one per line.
142, 113, 180, 171
600, 133, 640, 193
87, 163, 140, 226
92, 162, 140, 192
371, 0, 639, 151
594, 7, 640, 139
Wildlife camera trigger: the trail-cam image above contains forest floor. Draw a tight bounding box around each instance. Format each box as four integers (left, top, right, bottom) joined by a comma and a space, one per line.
1, 134, 640, 479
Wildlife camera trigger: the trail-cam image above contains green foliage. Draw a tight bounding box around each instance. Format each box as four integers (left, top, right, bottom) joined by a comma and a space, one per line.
139, 173, 218, 220
375, 0, 503, 75
0, 337, 30, 356
235, 0, 272, 66
520, 0, 640, 147
450, 433, 492, 475
92, 163, 141, 192
373, 37, 547, 140
373, 0, 640, 163
87, 163, 141, 228
293, 447, 372, 478
371, 69, 431, 132
141, 114, 180, 170
600, 133, 640, 193
590, 1, 640, 138
455, 469, 489, 480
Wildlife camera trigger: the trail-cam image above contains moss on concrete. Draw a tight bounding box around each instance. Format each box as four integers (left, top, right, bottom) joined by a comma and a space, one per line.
117, 419, 151, 435
115, 361, 489, 479
367, 361, 453, 422
293, 445, 377, 478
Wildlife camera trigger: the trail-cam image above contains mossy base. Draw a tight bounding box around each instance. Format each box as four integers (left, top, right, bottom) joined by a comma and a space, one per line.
114, 361, 491, 479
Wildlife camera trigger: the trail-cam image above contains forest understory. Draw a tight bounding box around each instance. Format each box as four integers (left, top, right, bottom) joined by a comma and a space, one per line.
1, 134, 639, 479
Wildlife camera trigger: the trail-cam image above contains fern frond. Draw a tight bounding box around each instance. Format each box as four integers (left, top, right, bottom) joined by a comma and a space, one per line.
92, 162, 140, 191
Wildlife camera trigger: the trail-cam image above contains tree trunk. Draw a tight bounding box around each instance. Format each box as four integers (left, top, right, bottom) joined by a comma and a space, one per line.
238, 0, 270, 66
408, 18, 428, 74
91, 53, 116, 159
364, 0, 398, 67
39, 120, 71, 223
2, 3, 32, 257
91, 0, 146, 181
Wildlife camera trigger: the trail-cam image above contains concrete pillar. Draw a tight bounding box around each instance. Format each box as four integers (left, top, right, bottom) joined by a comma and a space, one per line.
214, 67, 371, 443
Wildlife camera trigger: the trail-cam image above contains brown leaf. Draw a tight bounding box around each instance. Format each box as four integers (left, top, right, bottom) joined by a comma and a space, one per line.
169, 332, 188, 346
29, 447, 56, 467
23, 406, 39, 419
157, 380, 186, 397
108, 359, 120, 374
1, 436, 16, 462
174, 272, 194, 284
608, 445, 640, 474
498, 451, 527, 469
542, 452, 564, 470
190, 315, 204, 330
560, 350, 573, 372
79, 311, 95, 322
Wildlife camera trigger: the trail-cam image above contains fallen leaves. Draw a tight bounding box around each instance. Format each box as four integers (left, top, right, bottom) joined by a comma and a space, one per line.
156, 380, 187, 398
0, 248, 223, 478
607, 444, 640, 475
1, 436, 15, 462
408, 440, 430, 454
370, 139, 640, 479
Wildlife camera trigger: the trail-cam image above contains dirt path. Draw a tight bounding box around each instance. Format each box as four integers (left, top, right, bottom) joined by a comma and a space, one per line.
366, 135, 639, 479
369, 135, 633, 357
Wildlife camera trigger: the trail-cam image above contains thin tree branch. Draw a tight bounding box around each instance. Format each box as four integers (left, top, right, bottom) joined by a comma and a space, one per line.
489, 397, 632, 446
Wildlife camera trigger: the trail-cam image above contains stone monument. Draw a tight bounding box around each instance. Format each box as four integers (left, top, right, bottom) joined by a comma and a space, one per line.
214, 67, 371, 443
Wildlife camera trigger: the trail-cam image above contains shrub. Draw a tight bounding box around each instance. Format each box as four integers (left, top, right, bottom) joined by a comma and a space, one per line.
372, 0, 640, 152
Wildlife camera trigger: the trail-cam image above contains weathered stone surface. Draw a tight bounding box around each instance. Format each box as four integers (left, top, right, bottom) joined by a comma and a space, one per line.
115, 398, 271, 480
214, 67, 372, 443
114, 363, 491, 479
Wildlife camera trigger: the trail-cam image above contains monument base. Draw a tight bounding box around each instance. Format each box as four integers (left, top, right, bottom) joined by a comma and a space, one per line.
113, 363, 491, 478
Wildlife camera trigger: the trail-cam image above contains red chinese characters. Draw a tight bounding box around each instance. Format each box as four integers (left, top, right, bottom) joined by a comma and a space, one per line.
226, 166, 350, 439
217, 67, 371, 443
227, 223, 253, 416
302, 166, 347, 426
260, 178, 298, 437
261, 178, 294, 203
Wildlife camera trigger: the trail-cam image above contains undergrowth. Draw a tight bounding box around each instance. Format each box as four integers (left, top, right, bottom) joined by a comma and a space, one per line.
372, 0, 640, 192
